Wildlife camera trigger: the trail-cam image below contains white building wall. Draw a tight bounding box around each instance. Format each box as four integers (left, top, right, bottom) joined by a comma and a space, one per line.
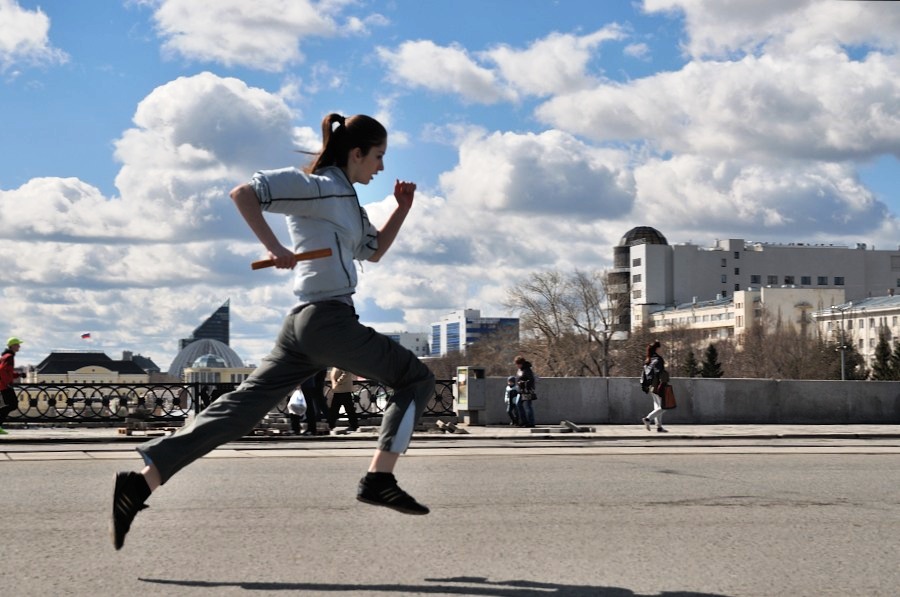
633, 237, 900, 332
384, 332, 430, 357
813, 294, 900, 368
649, 286, 847, 340
631, 243, 672, 306
426, 309, 519, 357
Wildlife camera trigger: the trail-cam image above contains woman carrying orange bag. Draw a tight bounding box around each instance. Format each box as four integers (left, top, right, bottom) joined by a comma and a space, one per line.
640, 340, 670, 433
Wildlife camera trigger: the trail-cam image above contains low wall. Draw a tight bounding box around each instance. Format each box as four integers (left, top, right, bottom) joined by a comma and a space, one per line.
458, 377, 900, 425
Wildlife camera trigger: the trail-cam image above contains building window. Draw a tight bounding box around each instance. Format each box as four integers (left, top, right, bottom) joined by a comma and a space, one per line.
784, 275, 795, 285
632, 289, 642, 299
632, 257, 641, 266
817, 276, 828, 285
721, 258, 727, 267
870, 338, 876, 348
858, 338, 864, 349
893, 316, 898, 326
870, 318, 876, 329
721, 274, 727, 283
801, 276, 811, 285
767, 275, 778, 285
721, 290, 727, 298
446, 322, 461, 353
750, 275, 761, 284
632, 273, 642, 283
734, 267, 740, 275
847, 320, 853, 330
859, 319, 864, 328
835, 276, 845, 285
734, 283, 740, 291
734, 251, 740, 259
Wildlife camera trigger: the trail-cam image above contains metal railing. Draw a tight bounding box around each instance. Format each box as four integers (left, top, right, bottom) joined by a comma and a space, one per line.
3, 379, 456, 425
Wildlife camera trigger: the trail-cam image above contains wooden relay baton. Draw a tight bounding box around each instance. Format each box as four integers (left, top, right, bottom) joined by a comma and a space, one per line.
251, 248, 333, 270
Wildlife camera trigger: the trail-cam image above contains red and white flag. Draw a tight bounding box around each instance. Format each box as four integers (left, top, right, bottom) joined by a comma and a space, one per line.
81, 332, 92, 340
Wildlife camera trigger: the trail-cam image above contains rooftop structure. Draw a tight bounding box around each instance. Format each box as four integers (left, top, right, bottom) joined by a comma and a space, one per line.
179, 299, 230, 350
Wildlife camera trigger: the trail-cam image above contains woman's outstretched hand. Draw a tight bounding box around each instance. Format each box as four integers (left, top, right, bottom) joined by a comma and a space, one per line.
394, 179, 416, 211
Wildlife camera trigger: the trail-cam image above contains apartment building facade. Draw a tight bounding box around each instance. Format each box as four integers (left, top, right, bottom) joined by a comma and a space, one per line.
429, 309, 519, 357
610, 226, 900, 334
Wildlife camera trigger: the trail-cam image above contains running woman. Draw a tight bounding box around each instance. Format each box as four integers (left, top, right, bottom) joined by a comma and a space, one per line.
110, 113, 435, 550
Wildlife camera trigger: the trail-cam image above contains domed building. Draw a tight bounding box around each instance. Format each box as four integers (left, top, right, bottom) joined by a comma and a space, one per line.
608, 226, 669, 332
619, 226, 668, 247
167, 338, 249, 382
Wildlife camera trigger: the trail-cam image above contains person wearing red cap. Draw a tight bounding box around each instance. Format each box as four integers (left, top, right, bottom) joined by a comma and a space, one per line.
0, 337, 25, 434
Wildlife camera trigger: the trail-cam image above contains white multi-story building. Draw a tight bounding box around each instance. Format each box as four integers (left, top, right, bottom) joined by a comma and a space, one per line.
384, 332, 430, 357
428, 309, 519, 357
812, 292, 900, 368
645, 286, 846, 343
610, 226, 900, 333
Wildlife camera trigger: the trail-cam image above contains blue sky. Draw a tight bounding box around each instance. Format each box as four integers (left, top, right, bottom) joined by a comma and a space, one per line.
1, 0, 898, 371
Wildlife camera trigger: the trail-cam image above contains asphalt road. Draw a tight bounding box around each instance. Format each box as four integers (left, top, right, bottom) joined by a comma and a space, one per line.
2, 438, 898, 596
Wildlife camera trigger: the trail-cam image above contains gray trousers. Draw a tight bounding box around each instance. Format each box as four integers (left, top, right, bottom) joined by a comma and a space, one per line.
138, 300, 435, 485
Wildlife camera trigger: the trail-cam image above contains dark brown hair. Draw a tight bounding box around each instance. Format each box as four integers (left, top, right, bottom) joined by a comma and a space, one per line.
645, 340, 661, 364
305, 113, 387, 174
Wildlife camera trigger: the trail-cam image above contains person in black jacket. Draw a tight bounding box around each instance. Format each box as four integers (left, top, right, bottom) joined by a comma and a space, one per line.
640, 341, 669, 433
300, 369, 328, 435
514, 355, 537, 428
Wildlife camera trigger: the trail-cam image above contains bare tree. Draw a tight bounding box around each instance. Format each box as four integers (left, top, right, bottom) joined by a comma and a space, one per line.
504, 270, 566, 375
728, 310, 773, 378
612, 321, 656, 377
463, 325, 523, 376
505, 269, 623, 377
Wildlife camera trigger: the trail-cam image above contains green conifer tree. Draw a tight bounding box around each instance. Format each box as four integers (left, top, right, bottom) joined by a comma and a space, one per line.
700, 343, 724, 378
871, 330, 894, 380
682, 349, 700, 377
890, 340, 900, 381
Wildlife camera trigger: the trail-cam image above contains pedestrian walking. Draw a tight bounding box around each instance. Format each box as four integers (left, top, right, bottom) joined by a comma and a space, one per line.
640, 340, 669, 433
300, 369, 328, 435
514, 355, 537, 428
327, 366, 359, 432
504, 375, 520, 426
110, 112, 435, 551
0, 337, 25, 434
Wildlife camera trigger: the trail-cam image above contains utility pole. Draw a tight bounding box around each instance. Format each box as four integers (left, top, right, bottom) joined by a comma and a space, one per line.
830, 302, 852, 381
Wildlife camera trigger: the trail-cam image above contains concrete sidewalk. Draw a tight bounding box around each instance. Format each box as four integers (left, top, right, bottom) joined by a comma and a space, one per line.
1, 422, 899, 444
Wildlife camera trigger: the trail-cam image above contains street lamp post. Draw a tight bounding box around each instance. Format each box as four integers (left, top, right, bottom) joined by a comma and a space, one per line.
830, 302, 852, 381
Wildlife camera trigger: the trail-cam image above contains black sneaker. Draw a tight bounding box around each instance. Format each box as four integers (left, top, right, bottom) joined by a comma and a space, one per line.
642, 418, 651, 431
657, 427, 669, 433
110, 471, 150, 550
357, 473, 429, 515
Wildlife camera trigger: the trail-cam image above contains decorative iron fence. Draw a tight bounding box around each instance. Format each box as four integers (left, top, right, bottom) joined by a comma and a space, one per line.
4, 379, 456, 424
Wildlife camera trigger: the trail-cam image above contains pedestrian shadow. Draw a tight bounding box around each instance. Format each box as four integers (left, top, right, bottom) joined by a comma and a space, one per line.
139, 574, 728, 596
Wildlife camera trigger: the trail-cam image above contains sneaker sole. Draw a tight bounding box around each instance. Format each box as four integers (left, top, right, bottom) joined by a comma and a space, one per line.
110, 472, 125, 549
356, 495, 429, 515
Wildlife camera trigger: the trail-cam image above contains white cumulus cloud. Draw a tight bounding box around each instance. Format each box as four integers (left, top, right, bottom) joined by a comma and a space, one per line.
0, 0, 68, 73
377, 40, 517, 104
148, 0, 339, 71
